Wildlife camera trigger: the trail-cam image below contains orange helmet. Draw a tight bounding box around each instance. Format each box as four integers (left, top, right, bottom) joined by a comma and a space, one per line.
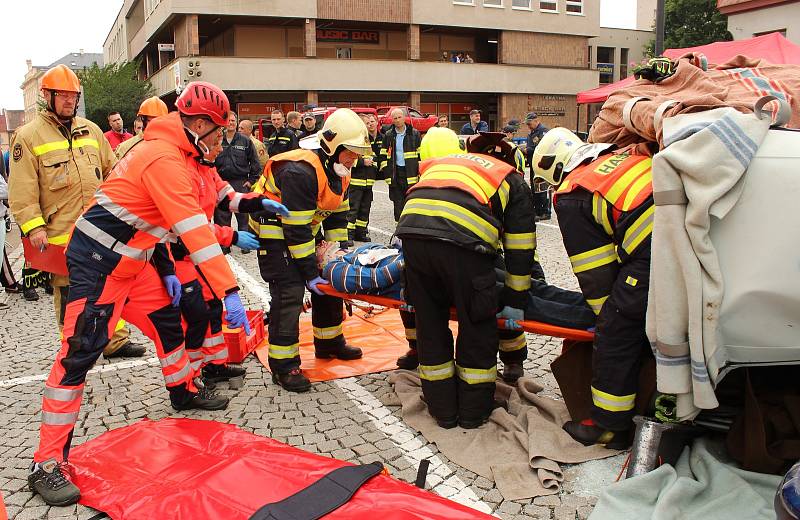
138, 96, 169, 118
40, 64, 81, 93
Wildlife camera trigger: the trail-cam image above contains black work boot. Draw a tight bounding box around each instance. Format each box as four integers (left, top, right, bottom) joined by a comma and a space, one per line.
396, 349, 419, 370
202, 363, 246, 383
172, 379, 229, 411
28, 458, 80, 506
272, 368, 312, 393
315, 343, 363, 360
501, 363, 524, 383
563, 419, 632, 450
23, 287, 39, 301
353, 230, 371, 242
104, 342, 146, 359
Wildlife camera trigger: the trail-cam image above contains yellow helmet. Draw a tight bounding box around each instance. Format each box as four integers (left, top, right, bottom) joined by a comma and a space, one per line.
419, 127, 462, 161
531, 127, 585, 185
300, 108, 371, 156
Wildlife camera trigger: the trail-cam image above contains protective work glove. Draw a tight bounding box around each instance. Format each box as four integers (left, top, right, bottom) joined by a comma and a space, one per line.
262, 199, 290, 217
234, 231, 260, 251
496, 306, 524, 330
306, 276, 328, 296
162, 275, 182, 307
223, 292, 251, 335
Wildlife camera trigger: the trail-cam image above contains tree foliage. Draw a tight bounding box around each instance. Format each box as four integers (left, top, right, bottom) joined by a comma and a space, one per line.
78, 62, 153, 131
644, 0, 732, 57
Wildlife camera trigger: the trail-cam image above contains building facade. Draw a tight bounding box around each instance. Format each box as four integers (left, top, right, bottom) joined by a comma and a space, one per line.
20, 51, 103, 124
718, 0, 800, 43
104, 0, 607, 132
589, 0, 656, 85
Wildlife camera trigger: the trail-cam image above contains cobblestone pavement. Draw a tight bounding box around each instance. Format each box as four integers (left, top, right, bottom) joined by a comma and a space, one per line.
0, 181, 625, 519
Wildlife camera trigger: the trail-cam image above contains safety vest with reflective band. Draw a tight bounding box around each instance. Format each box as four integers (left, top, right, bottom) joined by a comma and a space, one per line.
8, 112, 116, 247
66, 112, 239, 299
397, 153, 537, 306
250, 149, 350, 281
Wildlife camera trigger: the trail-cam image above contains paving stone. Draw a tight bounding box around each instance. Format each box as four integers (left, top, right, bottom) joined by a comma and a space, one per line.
524, 504, 553, 519
534, 494, 562, 506
554, 505, 577, 520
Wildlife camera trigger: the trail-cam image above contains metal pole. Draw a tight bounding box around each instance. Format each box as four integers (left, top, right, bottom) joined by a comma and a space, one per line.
655, 0, 666, 56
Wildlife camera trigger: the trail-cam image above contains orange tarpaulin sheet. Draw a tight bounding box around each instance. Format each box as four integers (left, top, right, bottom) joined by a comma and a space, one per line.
255, 308, 434, 382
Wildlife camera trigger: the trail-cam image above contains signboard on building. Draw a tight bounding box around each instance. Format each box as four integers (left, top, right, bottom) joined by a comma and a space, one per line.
596, 63, 614, 75
530, 95, 567, 117
238, 103, 300, 116
316, 29, 380, 44
158, 43, 175, 52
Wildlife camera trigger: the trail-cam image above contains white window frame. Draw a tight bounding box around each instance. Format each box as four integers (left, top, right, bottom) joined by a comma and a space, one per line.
483, 0, 504, 8
453, 0, 475, 5
565, 0, 583, 15
539, 0, 559, 13
511, 0, 532, 9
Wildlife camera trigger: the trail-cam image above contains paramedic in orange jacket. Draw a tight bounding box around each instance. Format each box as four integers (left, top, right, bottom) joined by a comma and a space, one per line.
28, 82, 251, 507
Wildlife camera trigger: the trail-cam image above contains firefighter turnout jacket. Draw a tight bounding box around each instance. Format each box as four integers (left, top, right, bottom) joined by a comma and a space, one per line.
350, 131, 384, 189
9, 111, 116, 245
67, 112, 240, 299
250, 149, 350, 281
553, 151, 653, 315
380, 126, 421, 187
396, 153, 536, 309
267, 127, 299, 157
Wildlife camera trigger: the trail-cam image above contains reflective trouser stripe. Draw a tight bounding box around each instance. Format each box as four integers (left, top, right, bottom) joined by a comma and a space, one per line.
406, 176, 419, 184
621, 205, 654, 254
43, 386, 84, 401
163, 361, 192, 385
355, 219, 368, 228
569, 243, 618, 274
503, 232, 536, 250
313, 324, 343, 340
187, 350, 204, 370
456, 364, 497, 384
287, 240, 315, 259
499, 333, 526, 352
269, 343, 300, 359
204, 347, 229, 363
405, 328, 417, 341
324, 228, 348, 242
505, 272, 531, 292
347, 222, 356, 230
586, 295, 609, 315
591, 386, 636, 412
41, 411, 79, 425
202, 335, 225, 348
160, 347, 186, 369
419, 360, 455, 381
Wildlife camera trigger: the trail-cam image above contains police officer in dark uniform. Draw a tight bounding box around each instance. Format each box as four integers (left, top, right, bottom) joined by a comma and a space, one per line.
524, 112, 551, 220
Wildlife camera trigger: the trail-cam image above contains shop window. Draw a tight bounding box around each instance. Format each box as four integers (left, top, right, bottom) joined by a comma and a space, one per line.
620, 48, 629, 78
540, 1, 558, 12
566, 0, 583, 14
512, 0, 531, 8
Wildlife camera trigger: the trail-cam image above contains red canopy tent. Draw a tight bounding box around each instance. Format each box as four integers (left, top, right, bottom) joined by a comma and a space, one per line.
577, 32, 800, 104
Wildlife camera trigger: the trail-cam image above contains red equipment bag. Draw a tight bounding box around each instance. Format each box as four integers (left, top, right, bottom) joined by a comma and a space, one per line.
69, 418, 494, 520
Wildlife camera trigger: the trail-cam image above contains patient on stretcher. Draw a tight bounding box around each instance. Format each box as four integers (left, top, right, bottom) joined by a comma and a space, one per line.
318, 242, 596, 330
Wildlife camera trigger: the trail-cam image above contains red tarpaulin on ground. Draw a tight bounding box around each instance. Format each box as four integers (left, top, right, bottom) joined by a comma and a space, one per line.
577, 32, 800, 104
69, 418, 494, 520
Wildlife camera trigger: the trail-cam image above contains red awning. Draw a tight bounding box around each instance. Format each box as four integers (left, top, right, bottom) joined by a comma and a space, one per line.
577, 32, 800, 104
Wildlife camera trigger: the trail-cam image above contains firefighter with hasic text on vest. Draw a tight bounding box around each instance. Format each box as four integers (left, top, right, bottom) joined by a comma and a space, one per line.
395, 127, 536, 429
250, 108, 372, 392
532, 127, 654, 449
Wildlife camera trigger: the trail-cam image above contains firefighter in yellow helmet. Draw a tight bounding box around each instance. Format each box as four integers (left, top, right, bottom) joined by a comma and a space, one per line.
8, 64, 144, 358
532, 127, 654, 449
250, 108, 372, 392
115, 96, 169, 158
395, 127, 536, 429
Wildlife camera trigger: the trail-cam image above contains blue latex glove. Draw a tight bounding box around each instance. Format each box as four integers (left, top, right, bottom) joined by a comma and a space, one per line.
223, 292, 251, 335
496, 306, 524, 330
234, 231, 259, 251
162, 275, 182, 307
306, 276, 328, 296
262, 199, 290, 217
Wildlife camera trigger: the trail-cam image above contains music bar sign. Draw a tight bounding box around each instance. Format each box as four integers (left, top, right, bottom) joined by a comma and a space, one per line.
316, 29, 380, 44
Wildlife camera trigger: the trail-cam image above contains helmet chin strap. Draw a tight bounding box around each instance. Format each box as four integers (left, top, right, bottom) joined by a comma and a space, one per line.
184, 125, 218, 157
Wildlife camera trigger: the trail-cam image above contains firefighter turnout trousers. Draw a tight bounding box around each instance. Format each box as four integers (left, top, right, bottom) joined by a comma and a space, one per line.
403, 238, 498, 423
35, 262, 195, 463
258, 247, 345, 374
346, 186, 373, 240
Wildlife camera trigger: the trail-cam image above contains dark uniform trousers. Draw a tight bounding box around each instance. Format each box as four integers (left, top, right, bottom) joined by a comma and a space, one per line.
556, 195, 651, 431
388, 166, 408, 222
403, 238, 498, 423
347, 186, 373, 239
258, 246, 345, 374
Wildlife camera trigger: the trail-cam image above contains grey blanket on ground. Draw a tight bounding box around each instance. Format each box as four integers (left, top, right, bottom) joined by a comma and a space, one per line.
589, 437, 781, 520
388, 370, 618, 500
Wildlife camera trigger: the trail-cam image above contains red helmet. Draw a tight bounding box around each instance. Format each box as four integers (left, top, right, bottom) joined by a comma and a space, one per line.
175, 81, 230, 126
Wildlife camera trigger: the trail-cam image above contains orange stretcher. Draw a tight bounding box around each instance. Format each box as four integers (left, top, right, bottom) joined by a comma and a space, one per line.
318, 284, 595, 342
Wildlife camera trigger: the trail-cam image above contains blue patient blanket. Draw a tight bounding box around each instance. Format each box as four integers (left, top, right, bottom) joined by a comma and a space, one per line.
323, 243, 404, 299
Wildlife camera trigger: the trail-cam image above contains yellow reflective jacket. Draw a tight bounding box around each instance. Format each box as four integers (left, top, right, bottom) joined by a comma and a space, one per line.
9, 111, 116, 245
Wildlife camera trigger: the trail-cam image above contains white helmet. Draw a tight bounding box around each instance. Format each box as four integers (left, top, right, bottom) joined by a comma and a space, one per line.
299, 108, 371, 156
530, 127, 585, 186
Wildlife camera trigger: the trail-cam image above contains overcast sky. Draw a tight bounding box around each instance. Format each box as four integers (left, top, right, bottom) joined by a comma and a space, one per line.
2, 0, 636, 111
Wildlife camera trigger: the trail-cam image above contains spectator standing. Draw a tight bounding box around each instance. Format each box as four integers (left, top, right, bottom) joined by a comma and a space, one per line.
463, 53, 474, 64
300, 112, 319, 138
524, 112, 551, 220
238, 119, 268, 168
9, 65, 143, 357
266, 109, 299, 156
437, 114, 449, 128
214, 112, 261, 253
103, 111, 133, 151
460, 109, 489, 135
132, 117, 144, 135
441, 51, 449, 62
286, 111, 303, 138
380, 108, 421, 221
